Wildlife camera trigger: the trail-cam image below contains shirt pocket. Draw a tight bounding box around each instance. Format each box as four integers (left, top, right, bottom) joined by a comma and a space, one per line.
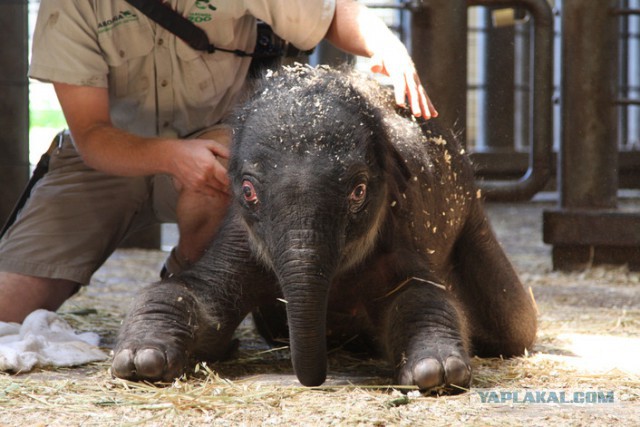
174, 18, 248, 107
175, 40, 235, 107
98, 25, 154, 98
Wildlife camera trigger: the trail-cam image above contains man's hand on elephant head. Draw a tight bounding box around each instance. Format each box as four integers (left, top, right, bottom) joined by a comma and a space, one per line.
370, 43, 438, 119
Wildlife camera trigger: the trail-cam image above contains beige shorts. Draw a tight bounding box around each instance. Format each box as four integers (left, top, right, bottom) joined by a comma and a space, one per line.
0, 127, 230, 285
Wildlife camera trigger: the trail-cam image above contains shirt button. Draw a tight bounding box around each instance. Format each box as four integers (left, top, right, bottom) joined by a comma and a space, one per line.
161, 80, 168, 87
163, 121, 170, 128
119, 50, 125, 58
158, 38, 164, 46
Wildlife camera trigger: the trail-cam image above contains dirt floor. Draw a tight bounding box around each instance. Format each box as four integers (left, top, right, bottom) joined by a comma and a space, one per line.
1, 196, 639, 426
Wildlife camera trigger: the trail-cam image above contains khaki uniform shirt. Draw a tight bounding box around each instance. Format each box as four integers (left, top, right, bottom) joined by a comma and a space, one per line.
29, 0, 336, 138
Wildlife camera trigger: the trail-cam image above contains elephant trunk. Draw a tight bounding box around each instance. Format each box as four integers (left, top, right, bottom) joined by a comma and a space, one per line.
275, 230, 338, 387
282, 278, 329, 386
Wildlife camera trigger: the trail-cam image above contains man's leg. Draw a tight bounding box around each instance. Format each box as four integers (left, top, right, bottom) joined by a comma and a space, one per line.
0, 131, 153, 323
0, 273, 79, 323
174, 190, 230, 266
156, 126, 233, 274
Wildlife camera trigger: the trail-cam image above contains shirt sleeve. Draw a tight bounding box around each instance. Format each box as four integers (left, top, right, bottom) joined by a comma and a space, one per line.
29, 0, 108, 87
245, 0, 336, 51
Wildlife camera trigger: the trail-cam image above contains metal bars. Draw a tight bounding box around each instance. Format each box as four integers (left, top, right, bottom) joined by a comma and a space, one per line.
543, 0, 640, 271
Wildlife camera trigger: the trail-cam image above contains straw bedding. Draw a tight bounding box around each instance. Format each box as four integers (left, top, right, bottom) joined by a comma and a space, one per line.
1, 199, 638, 426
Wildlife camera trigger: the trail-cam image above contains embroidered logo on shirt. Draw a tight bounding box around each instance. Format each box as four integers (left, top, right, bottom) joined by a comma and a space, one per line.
188, 12, 212, 23
189, 0, 215, 22
195, 0, 217, 11
97, 10, 139, 33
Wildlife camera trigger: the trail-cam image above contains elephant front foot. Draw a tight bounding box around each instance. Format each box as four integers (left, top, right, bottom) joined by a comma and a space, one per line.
111, 284, 200, 382
397, 342, 471, 394
112, 344, 188, 383
385, 285, 472, 394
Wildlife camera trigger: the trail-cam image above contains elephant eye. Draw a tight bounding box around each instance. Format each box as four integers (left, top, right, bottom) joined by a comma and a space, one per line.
242, 180, 259, 205
349, 183, 367, 212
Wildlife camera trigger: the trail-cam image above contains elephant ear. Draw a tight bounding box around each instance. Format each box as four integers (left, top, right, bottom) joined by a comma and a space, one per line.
384, 133, 412, 193
345, 71, 413, 193
363, 102, 413, 195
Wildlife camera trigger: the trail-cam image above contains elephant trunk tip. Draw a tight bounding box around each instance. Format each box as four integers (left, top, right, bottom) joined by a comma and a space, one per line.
289, 331, 328, 387
295, 364, 327, 387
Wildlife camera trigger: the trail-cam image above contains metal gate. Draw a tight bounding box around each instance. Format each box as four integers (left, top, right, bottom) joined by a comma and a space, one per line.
343, 0, 640, 270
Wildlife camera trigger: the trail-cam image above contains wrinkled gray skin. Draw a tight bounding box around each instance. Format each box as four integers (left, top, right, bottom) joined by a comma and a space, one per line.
112, 66, 537, 393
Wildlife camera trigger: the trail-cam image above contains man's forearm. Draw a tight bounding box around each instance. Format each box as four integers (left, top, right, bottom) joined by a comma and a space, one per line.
325, 0, 401, 59
74, 123, 176, 178
54, 82, 178, 178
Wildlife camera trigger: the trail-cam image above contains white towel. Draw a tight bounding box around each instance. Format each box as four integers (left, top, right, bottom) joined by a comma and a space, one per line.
0, 309, 108, 372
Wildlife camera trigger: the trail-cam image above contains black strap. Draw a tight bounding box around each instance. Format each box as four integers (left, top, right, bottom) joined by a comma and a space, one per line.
0, 132, 62, 239
125, 0, 264, 57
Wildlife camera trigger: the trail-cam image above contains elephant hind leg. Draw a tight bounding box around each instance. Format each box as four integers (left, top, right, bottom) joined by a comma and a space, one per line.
453, 205, 537, 358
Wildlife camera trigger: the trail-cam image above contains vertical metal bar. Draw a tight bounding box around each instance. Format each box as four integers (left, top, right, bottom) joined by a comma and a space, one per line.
514, 16, 531, 151
0, 0, 30, 225
483, 7, 516, 152
411, 0, 468, 142
560, 0, 618, 209
542, 0, 640, 271
619, 0, 629, 149
634, 0, 640, 147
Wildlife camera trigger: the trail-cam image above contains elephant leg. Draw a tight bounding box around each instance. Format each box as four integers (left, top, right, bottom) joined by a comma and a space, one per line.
112, 216, 279, 382
381, 280, 471, 394
111, 278, 243, 382
453, 204, 538, 357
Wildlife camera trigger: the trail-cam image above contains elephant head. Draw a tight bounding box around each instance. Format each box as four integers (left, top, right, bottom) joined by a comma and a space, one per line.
228, 67, 406, 386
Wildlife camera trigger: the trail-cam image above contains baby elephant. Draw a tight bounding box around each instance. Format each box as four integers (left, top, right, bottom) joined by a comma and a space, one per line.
112, 65, 537, 393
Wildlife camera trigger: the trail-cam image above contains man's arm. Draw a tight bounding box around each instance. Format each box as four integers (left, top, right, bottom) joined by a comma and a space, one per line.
53, 82, 229, 196
324, 0, 436, 119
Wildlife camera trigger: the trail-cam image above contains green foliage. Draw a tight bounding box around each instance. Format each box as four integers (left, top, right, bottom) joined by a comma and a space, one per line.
30, 108, 66, 129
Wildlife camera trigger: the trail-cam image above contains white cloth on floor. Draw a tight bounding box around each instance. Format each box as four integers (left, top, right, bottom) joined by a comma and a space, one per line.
0, 309, 108, 372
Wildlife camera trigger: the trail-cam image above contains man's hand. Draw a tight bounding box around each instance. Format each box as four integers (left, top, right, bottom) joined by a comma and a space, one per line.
370, 43, 437, 119
325, 0, 438, 119
169, 138, 230, 197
